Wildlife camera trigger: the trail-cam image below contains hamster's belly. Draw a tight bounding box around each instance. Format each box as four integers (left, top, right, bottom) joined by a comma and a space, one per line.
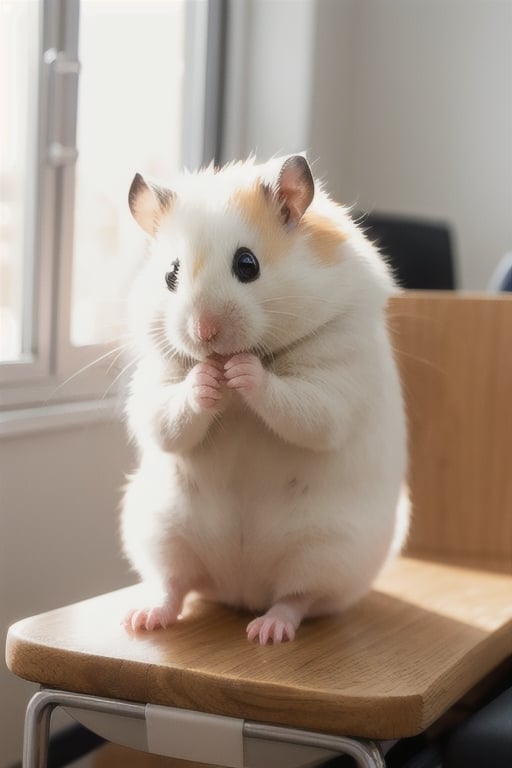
124, 400, 405, 611
166, 408, 330, 609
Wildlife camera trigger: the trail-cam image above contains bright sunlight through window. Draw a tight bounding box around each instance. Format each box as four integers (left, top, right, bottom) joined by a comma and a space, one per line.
0, 0, 186, 364
71, 0, 186, 347
0, 0, 38, 363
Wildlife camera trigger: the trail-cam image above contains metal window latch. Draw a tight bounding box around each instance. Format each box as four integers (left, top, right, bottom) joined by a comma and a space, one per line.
44, 48, 80, 167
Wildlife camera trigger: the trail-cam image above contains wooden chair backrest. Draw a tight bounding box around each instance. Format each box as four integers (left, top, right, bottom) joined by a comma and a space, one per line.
388, 293, 512, 573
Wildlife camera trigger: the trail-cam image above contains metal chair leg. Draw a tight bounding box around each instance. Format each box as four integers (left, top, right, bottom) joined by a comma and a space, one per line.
22, 690, 56, 768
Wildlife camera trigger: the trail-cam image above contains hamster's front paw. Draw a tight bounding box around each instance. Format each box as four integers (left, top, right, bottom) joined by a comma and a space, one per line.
224, 353, 265, 393
187, 357, 225, 412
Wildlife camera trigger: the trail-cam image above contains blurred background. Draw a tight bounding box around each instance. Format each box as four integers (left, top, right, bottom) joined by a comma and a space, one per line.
1, 0, 511, 764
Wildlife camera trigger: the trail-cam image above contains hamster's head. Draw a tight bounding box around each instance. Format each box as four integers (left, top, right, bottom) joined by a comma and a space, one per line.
128, 154, 391, 362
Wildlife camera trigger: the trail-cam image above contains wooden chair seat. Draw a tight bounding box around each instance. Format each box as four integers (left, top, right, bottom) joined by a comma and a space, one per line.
6, 294, 512, 766
6, 555, 512, 740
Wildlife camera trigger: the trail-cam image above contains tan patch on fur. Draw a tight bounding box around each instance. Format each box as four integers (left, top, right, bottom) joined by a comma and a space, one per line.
233, 182, 346, 267
232, 182, 292, 264
192, 251, 206, 280
302, 210, 347, 265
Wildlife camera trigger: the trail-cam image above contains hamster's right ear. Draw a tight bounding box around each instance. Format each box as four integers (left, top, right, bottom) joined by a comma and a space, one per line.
264, 155, 315, 228
128, 173, 175, 236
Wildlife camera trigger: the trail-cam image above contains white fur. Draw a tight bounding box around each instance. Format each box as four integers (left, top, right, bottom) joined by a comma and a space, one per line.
121, 156, 408, 638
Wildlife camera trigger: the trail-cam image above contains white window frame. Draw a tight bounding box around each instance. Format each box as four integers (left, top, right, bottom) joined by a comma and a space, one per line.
0, 0, 221, 416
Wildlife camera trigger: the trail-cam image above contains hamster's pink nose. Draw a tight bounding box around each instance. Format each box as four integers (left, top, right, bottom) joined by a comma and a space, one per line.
194, 316, 218, 342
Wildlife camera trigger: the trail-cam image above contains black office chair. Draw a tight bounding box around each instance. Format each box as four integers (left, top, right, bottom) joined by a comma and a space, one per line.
360, 213, 456, 290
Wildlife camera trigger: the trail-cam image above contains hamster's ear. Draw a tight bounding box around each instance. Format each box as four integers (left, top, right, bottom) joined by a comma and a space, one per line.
128, 173, 175, 236
274, 155, 314, 227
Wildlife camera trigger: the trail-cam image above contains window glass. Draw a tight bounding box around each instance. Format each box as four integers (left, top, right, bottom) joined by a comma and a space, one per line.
0, 0, 39, 362
70, 0, 186, 347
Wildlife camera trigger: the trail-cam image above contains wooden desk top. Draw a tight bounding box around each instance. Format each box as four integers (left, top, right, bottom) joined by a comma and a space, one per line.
6, 557, 512, 739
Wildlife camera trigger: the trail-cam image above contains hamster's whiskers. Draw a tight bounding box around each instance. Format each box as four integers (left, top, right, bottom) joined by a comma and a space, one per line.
147, 324, 177, 363
261, 295, 341, 307
102, 357, 140, 399
47, 342, 131, 403
263, 316, 333, 359
264, 308, 314, 321
253, 340, 275, 364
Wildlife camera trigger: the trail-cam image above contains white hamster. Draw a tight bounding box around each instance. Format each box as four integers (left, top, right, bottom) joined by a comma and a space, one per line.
121, 154, 408, 644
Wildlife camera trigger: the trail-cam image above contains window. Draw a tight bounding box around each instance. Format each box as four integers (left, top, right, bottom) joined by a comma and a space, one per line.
0, 0, 39, 364
0, 0, 217, 412
70, 0, 187, 349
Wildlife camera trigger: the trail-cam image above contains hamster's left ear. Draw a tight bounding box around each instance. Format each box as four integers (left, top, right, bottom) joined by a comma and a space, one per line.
274, 155, 314, 227
128, 173, 175, 236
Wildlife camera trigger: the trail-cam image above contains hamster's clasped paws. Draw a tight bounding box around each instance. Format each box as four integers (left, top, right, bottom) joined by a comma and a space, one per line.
187, 358, 225, 412
224, 353, 265, 393
186, 354, 265, 411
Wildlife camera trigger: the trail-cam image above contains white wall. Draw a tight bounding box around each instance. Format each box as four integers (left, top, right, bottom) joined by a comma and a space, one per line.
223, 0, 317, 159
1, 419, 134, 766
224, 0, 512, 289
318, 0, 512, 290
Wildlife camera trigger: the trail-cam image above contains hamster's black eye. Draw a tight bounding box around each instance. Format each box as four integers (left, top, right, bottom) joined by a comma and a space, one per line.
165, 259, 180, 291
232, 247, 260, 283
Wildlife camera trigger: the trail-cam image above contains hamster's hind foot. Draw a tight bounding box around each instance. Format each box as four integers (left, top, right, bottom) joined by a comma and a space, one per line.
123, 578, 187, 632
123, 603, 180, 632
246, 614, 296, 644
246, 593, 313, 645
